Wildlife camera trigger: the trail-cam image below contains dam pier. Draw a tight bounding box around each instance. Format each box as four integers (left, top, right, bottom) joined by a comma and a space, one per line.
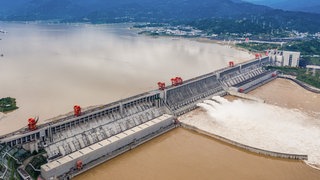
0, 56, 279, 179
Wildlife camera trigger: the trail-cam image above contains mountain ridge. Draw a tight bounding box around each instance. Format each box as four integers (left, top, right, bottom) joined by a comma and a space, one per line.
243, 0, 320, 14
1, 0, 320, 33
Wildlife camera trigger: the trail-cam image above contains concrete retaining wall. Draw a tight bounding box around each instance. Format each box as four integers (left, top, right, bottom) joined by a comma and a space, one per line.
181, 123, 308, 160
243, 74, 277, 93
278, 75, 320, 94
236, 71, 273, 89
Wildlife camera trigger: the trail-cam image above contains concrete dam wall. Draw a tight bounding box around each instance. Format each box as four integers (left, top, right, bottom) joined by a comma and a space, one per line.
0, 57, 280, 179
41, 115, 175, 179
181, 123, 308, 161
165, 74, 225, 116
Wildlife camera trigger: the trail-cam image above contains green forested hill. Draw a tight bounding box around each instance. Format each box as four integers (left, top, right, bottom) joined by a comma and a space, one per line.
1, 0, 320, 34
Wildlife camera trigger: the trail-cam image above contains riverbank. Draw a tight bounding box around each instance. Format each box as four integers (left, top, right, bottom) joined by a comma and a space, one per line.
266, 66, 320, 89
278, 74, 320, 93
249, 78, 320, 119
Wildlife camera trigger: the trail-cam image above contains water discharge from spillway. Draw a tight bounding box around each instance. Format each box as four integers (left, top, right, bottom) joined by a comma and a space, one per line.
193, 96, 320, 167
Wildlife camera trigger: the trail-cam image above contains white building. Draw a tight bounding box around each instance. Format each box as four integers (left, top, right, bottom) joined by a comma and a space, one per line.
267, 50, 300, 67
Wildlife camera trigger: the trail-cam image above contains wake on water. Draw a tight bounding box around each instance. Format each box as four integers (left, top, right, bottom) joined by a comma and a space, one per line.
182, 96, 320, 167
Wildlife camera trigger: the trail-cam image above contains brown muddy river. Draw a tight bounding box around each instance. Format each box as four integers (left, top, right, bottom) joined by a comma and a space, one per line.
0, 22, 251, 135
75, 128, 320, 180
249, 78, 320, 117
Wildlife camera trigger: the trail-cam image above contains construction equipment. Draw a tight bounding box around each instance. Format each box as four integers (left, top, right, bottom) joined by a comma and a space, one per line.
74, 105, 81, 116
171, 77, 183, 86
28, 117, 39, 131
157, 82, 166, 90
255, 53, 262, 59
76, 160, 83, 170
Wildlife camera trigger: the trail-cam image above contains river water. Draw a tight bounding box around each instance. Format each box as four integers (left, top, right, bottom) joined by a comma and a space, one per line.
75, 129, 320, 180
0, 22, 251, 135
1, 23, 319, 179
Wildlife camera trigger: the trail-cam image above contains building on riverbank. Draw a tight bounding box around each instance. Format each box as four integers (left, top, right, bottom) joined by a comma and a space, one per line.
267, 50, 300, 67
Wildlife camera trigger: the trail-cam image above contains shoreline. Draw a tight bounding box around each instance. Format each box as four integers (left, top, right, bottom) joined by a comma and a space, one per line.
193, 37, 257, 54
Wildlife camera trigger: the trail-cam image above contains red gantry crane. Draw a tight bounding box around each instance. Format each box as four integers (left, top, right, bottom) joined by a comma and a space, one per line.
171, 77, 183, 86
28, 117, 39, 131
157, 82, 166, 90
255, 53, 262, 59
74, 105, 81, 117
76, 160, 83, 170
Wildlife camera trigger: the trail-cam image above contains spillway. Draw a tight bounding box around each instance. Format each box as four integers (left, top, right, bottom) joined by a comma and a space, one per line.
183, 97, 320, 167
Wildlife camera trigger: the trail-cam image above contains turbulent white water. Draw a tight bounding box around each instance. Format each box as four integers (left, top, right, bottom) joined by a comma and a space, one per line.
181, 96, 320, 166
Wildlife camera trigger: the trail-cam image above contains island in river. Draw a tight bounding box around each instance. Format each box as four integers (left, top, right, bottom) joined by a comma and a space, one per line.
0, 97, 18, 113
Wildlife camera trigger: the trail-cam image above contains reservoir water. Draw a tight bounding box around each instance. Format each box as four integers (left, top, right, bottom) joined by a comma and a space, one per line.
0, 22, 251, 135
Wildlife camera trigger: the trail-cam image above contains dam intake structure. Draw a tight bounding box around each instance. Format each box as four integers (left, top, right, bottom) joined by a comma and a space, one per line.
0, 57, 281, 179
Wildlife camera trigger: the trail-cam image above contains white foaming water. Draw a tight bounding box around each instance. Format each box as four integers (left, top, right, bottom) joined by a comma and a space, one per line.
185, 96, 320, 166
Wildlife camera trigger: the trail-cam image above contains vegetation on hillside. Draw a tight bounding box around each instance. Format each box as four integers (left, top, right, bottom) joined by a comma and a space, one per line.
266, 66, 320, 88
185, 16, 318, 37
237, 40, 320, 54
2, 0, 320, 34
284, 40, 320, 56
25, 155, 48, 179
237, 40, 320, 66
236, 42, 281, 52
0, 164, 4, 173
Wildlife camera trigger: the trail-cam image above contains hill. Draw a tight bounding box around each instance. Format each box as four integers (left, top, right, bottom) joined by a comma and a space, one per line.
1, 0, 320, 33
243, 0, 320, 14
0, 0, 271, 21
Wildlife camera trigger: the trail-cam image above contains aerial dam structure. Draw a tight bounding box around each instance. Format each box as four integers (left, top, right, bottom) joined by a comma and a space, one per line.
0, 56, 276, 179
